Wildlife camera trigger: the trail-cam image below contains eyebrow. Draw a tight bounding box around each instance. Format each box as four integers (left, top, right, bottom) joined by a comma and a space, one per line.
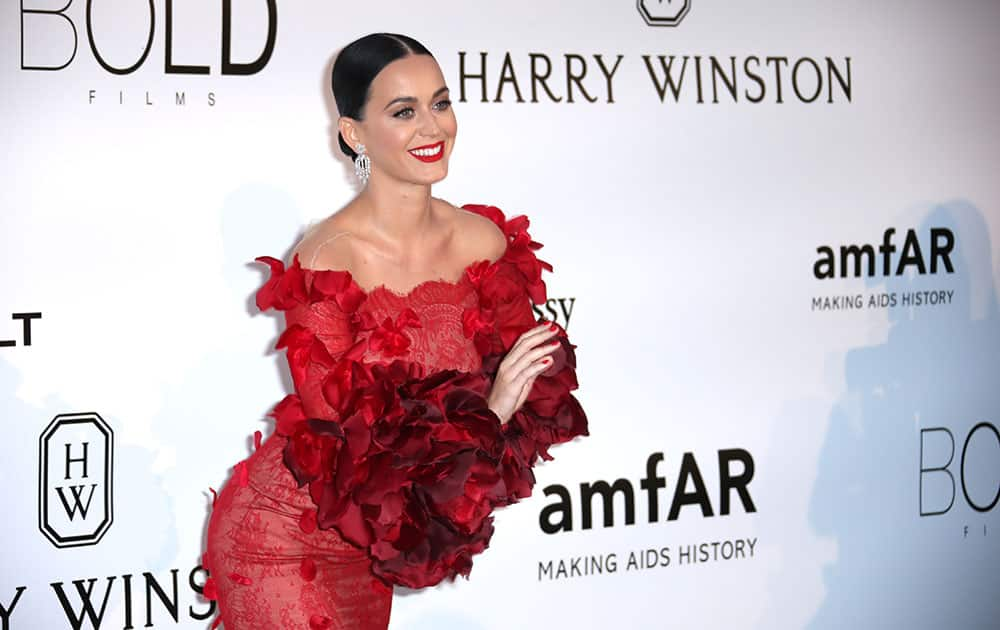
382, 86, 450, 111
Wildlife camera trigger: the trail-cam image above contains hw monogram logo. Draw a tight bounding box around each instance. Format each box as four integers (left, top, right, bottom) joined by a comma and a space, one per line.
637, 0, 691, 26
38, 412, 114, 548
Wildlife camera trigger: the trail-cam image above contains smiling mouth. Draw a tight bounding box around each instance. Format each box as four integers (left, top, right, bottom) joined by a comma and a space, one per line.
408, 141, 445, 162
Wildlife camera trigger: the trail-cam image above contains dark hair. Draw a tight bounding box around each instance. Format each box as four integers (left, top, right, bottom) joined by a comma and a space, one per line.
331, 33, 434, 160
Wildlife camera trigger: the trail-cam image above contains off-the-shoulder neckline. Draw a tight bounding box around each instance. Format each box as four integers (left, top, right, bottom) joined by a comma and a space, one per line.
300, 256, 489, 300
294, 202, 512, 300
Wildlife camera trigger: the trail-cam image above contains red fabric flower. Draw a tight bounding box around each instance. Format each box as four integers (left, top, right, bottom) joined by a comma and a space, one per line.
320, 349, 372, 415
461, 204, 552, 304
299, 508, 318, 534
309, 615, 333, 630
307, 266, 366, 313
254, 255, 308, 311
461, 307, 493, 353
483, 262, 540, 351
275, 324, 334, 390
464, 259, 498, 288
368, 308, 421, 357
202, 576, 218, 601
268, 393, 307, 437
284, 420, 343, 485
299, 557, 318, 581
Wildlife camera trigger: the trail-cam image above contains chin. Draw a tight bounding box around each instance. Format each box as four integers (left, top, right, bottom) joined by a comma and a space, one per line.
410, 165, 449, 186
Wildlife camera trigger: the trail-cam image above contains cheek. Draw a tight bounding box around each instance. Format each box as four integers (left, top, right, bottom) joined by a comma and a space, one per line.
370, 124, 410, 160
442, 113, 458, 138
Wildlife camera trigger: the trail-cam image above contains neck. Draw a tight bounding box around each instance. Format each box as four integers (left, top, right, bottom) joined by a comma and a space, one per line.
358, 171, 434, 252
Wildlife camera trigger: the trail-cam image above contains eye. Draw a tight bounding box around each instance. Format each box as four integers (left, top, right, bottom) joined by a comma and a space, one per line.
392, 107, 414, 119
434, 99, 452, 111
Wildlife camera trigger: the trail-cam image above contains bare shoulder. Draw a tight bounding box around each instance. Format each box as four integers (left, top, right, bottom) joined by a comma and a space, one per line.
290, 212, 357, 271
446, 200, 507, 264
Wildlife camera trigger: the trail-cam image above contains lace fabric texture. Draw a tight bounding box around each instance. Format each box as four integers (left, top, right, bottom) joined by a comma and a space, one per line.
203, 204, 588, 629
206, 434, 393, 630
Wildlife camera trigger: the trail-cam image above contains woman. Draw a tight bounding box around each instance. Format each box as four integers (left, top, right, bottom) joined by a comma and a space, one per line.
203, 32, 588, 629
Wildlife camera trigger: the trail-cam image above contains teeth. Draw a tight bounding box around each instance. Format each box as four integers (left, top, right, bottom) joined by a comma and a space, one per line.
410, 144, 442, 157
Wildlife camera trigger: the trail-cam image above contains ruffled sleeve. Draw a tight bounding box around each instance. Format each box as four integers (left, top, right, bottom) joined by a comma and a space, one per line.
254, 255, 368, 429
253, 254, 512, 589
459, 204, 590, 501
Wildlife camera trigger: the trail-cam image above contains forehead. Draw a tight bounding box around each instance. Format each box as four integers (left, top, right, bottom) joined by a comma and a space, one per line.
369, 55, 446, 102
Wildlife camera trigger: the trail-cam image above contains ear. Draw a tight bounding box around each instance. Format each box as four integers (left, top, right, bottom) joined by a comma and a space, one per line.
338, 117, 363, 149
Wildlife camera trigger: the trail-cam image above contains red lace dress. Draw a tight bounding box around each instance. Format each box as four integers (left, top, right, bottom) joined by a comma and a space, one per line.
203, 204, 588, 629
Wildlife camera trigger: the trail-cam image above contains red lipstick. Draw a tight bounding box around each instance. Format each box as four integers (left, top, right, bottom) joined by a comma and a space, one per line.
408, 141, 445, 163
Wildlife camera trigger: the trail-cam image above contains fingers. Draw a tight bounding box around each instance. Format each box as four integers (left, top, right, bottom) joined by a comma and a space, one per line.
507, 322, 560, 365
498, 327, 559, 388
506, 355, 552, 409
511, 321, 559, 352
511, 333, 560, 370
514, 361, 552, 411
499, 348, 556, 391
512, 329, 558, 374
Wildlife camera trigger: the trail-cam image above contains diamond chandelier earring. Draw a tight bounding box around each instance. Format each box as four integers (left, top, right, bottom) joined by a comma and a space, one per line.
354, 143, 371, 185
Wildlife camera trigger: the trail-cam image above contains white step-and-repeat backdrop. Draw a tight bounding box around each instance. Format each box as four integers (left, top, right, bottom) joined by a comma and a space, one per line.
3, 1, 998, 628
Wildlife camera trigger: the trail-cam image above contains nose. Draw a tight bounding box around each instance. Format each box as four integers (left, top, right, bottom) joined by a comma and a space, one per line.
418, 108, 442, 137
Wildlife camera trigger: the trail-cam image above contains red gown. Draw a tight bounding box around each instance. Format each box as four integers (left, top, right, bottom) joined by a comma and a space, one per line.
203, 204, 588, 629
